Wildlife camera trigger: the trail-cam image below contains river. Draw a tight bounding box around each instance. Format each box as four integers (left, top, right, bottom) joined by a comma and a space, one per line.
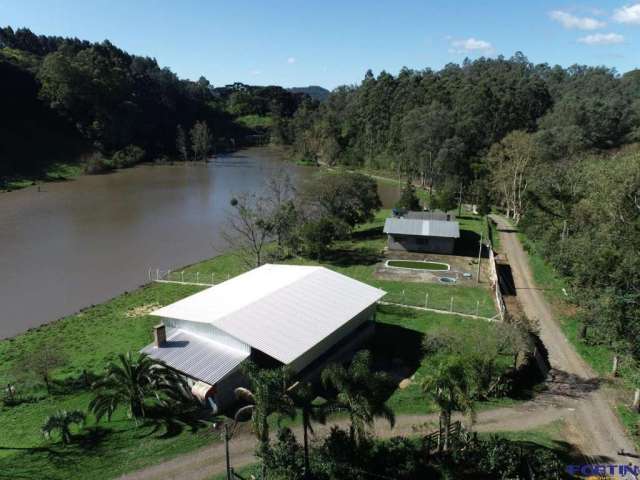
0, 147, 400, 339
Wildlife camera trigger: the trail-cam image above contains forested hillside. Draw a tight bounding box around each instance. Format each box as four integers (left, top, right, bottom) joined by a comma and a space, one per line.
0, 27, 308, 184
284, 54, 640, 363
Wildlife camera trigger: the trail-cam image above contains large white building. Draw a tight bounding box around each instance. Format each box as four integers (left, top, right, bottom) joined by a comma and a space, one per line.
142, 264, 386, 411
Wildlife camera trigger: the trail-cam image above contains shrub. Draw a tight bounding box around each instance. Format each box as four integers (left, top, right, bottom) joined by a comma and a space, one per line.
111, 145, 145, 168
83, 152, 114, 174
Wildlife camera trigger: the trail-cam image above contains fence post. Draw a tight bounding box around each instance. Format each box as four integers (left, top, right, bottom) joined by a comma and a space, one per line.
450, 297, 454, 312
425, 293, 429, 309
476, 300, 479, 317
211, 273, 214, 284
196, 272, 200, 283
612, 355, 619, 377
402, 289, 405, 303
633, 389, 640, 412
156, 268, 160, 281
181, 271, 184, 283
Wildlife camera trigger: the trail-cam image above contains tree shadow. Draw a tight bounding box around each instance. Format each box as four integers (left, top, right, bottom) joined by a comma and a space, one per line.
324, 246, 382, 268
351, 225, 384, 240
365, 322, 424, 398
454, 230, 487, 258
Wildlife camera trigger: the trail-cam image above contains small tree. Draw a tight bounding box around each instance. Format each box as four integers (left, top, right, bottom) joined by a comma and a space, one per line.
240, 363, 296, 479
42, 410, 85, 445
395, 181, 421, 211
190, 121, 212, 161
300, 216, 349, 260
89, 352, 156, 423
322, 350, 395, 444
430, 177, 458, 212
421, 358, 475, 450
288, 382, 329, 477
224, 194, 274, 268
304, 172, 381, 229
14, 341, 68, 394
176, 124, 189, 161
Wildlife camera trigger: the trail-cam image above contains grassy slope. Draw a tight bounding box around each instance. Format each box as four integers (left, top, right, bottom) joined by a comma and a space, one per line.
516, 231, 640, 446
0, 209, 497, 478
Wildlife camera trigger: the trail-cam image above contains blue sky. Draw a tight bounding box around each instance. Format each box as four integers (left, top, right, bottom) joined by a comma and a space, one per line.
1, 0, 639, 89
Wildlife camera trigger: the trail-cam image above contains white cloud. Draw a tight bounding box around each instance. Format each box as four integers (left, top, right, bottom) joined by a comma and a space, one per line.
613, 3, 640, 24
449, 37, 494, 55
549, 10, 606, 29
287, 57, 296, 64
578, 32, 625, 45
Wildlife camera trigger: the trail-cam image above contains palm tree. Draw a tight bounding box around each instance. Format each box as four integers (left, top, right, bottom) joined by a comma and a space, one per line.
321, 350, 395, 444
41, 410, 85, 445
239, 363, 296, 479
421, 359, 476, 451
288, 382, 329, 478
89, 351, 156, 423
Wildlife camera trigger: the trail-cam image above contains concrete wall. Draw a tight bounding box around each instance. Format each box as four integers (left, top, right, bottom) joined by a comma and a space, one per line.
287, 304, 377, 373
387, 234, 455, 254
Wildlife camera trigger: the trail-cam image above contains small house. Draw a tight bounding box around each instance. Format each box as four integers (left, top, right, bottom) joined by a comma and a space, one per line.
383, 211, 460, 254
141, 264, 386, 412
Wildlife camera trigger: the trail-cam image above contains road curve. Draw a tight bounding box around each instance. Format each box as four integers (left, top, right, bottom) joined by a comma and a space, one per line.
491, 214, 636, 464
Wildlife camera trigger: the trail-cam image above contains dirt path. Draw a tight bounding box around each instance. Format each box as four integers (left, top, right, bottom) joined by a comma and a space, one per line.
491, 215, 637, 463
120, 393, 579, 480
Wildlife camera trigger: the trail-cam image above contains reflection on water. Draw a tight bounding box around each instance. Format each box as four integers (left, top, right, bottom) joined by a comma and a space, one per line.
0, 147, 400, 338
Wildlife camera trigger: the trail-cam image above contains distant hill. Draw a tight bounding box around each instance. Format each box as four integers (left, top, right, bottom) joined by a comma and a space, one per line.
288, 85, 330, 102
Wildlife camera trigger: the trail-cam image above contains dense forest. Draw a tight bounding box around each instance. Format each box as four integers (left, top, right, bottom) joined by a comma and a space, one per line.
0, 26, 310, 183
281, 54, 640, 365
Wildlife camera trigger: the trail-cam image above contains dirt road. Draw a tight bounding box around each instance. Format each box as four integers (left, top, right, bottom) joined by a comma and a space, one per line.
120, 393, 579, 480
491, 215, 636, 463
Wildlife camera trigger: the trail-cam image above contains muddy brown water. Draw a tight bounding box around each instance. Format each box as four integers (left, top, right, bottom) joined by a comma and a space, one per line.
0, 147, 400, 339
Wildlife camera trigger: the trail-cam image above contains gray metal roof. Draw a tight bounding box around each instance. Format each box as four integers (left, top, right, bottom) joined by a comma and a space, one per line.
383, 218, 460, 238
141, 328, 249, 384
405, 210, 455, 221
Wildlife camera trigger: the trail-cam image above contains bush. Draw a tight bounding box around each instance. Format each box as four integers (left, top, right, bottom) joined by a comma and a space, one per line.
111, 145, 145, 168
83, 152, 114, 174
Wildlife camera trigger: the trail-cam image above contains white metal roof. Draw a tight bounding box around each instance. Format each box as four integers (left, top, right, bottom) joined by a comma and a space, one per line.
383, 217, 460, 238
141, 328, 249, 385
151, 264, 386, 365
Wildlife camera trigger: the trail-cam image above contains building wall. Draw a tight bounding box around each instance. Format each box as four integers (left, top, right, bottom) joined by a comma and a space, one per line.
161, 317, 250, 355
287, 304, 377, 373
387, 234, 455, 254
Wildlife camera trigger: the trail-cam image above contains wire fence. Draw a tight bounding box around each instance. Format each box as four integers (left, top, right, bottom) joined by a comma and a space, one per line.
380, 289, 496, 319
148, 268, 225, 286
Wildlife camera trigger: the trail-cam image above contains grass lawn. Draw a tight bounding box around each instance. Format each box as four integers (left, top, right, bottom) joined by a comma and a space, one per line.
0, 208, 496, 478
182, 209, 496, 317
516, 230, 640, 447
375, 304, 518, 415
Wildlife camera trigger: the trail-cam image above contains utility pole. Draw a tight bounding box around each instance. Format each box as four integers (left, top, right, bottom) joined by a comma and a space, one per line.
458, 183, 463, 217
476, 231, 483, 284
224, 423, 232, 480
